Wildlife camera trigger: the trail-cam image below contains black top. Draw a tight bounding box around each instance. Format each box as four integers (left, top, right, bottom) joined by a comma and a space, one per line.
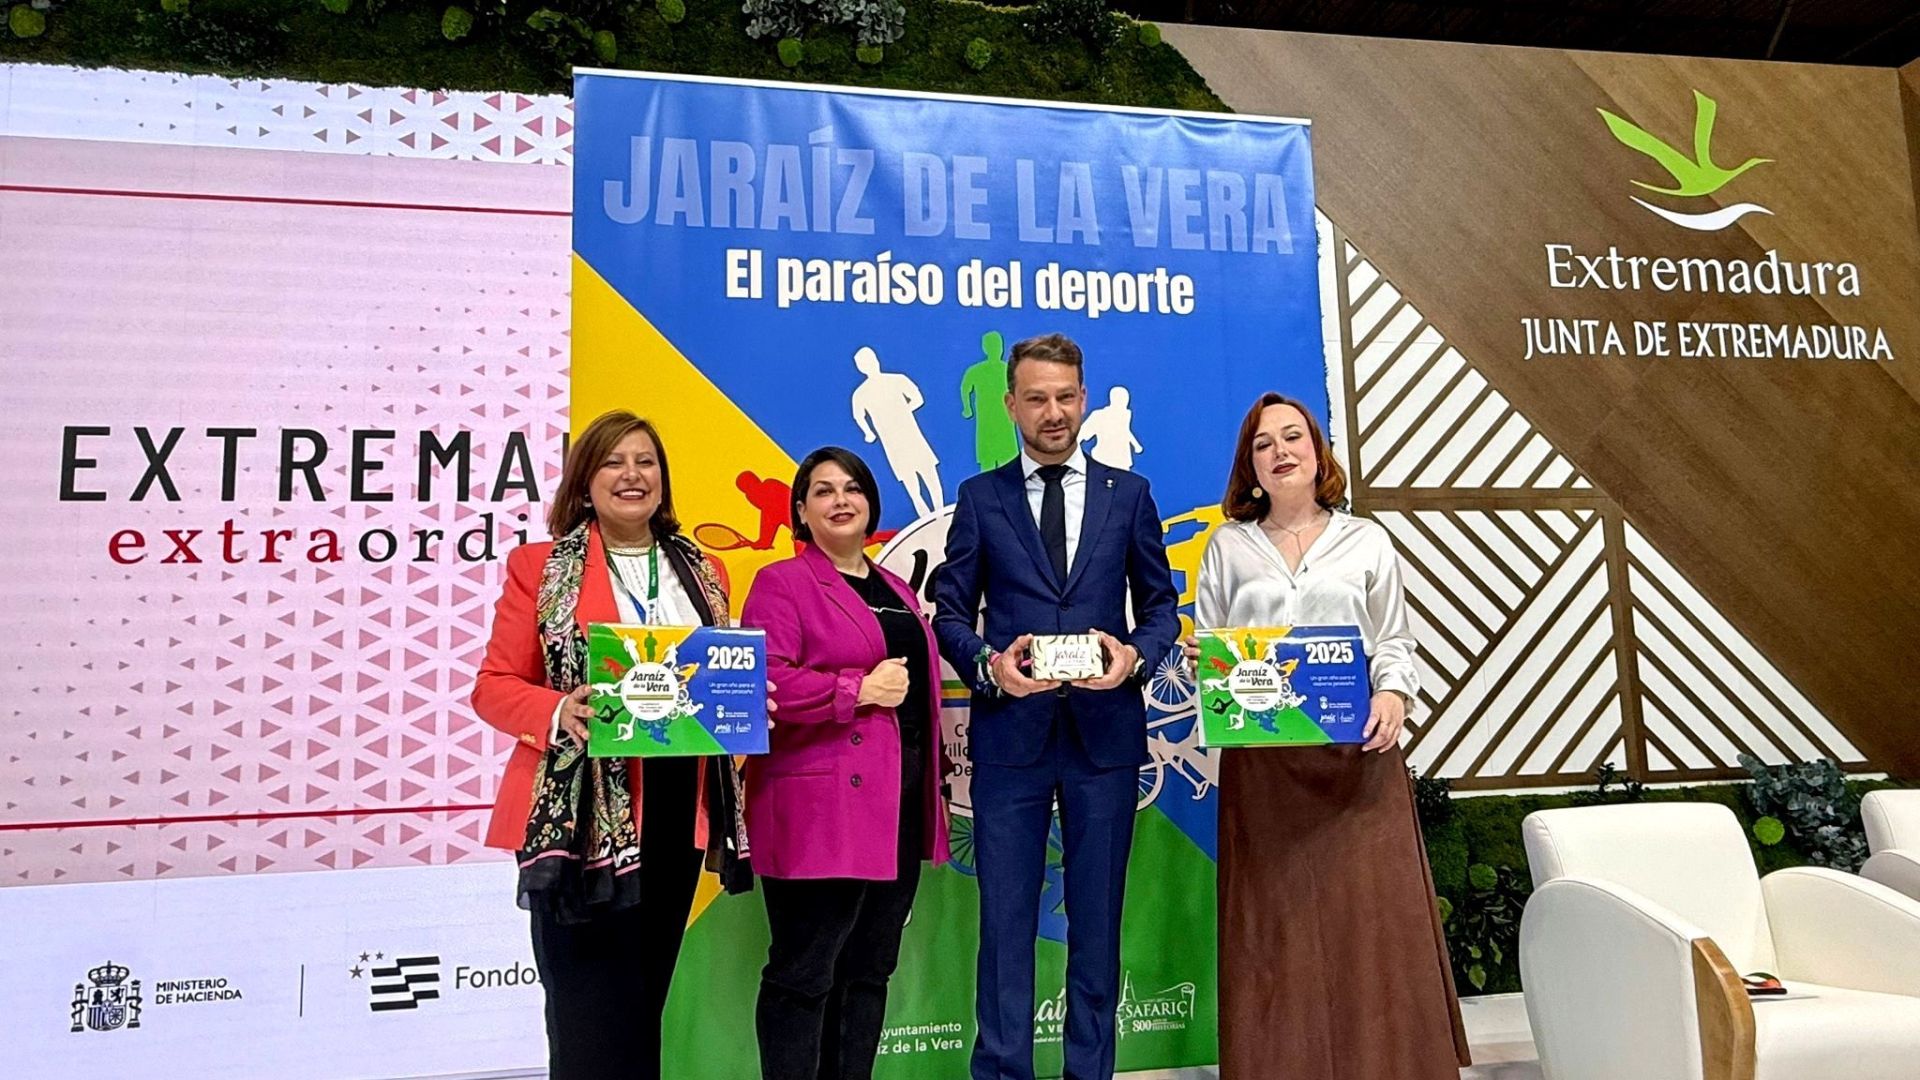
841, 569, 929, 754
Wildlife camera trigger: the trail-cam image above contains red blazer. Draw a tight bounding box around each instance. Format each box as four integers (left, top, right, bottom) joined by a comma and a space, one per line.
469, 523, 729, 852
740, 545, 951, 880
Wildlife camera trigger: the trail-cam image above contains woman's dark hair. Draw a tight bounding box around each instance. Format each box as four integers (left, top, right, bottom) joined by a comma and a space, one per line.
1222, 392, 1348, 520
548, 410, 681, 540
789, 447, 881, 543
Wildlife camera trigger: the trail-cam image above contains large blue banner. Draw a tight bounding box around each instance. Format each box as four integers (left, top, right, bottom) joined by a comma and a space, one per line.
572, 70, 1322, 1077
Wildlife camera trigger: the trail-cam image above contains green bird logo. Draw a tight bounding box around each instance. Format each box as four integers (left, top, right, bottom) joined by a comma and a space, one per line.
1598, 90, 1774, 231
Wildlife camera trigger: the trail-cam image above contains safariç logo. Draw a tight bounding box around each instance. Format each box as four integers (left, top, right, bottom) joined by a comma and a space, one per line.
351, 951, 442, 1012
1599, 90, 1773, 232
71, 962, 143, 1034
1115, 971, 1197, 1040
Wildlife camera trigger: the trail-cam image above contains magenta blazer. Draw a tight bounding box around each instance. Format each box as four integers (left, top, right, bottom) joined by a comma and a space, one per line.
740, 545, 951, 881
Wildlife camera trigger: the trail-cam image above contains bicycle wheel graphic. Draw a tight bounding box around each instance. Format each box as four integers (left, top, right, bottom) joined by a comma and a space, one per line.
947, 810, 978, 876
1146, 651, 1195, 712
1136, 760, 1165, 810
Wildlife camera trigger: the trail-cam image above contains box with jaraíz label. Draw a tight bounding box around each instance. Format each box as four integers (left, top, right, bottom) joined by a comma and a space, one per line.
1194, 625, 1371, 747
585, 624, 770, 757
1030, 633, 1106, 682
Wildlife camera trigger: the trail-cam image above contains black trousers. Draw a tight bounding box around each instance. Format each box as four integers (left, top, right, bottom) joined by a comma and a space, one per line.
529, 758, 701, 1080
756, 747, 926, 1080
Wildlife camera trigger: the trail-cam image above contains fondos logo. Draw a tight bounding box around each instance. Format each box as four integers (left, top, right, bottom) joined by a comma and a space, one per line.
1599, 89, 1772, 232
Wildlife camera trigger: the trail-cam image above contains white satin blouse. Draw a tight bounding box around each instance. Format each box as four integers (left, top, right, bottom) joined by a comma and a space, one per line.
1193, 513, 1420, 703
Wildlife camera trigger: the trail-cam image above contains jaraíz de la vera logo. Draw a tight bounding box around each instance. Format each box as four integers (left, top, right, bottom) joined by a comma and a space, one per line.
1599, 90, 1772, 231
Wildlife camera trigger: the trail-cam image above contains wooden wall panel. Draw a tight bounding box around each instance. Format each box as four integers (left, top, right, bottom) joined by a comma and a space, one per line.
1906, 60, 1919, 236
1167, 25, 1920, 778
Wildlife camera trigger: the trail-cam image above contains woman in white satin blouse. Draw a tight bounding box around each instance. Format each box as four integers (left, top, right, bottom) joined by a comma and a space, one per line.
1196, 392, 1469, 1080
1193, 440, 1419, 749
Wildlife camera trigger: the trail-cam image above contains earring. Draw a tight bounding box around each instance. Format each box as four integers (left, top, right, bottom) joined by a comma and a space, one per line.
1250, 486, 1263, 499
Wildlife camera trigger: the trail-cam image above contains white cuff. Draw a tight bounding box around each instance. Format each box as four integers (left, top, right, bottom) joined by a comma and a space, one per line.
549, 696, 567, 747
1371, 666, 1419, 700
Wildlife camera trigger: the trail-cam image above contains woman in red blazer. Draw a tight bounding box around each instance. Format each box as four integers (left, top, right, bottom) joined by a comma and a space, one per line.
470, 409, 758, 1080
741, 446, 951, 1080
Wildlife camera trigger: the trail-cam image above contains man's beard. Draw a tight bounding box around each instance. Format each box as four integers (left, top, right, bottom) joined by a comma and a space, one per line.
1024, 426, 1078, 453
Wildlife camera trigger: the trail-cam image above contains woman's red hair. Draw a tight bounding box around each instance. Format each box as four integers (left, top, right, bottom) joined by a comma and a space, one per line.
1222, 393, 1347, 521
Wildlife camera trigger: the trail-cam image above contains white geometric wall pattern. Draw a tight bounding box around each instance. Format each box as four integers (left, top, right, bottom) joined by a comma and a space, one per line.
1337, 235, 1593, 493
1, 80, 570, 883
1325, 223, 1867, 787
1387, 508, 1629, 783
0, 307, 570, 883
1624, 523, 1863, 772
1, 64, 572, 163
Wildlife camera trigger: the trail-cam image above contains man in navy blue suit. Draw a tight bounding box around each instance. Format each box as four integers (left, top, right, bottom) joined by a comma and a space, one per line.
934, 333, 1179, 1080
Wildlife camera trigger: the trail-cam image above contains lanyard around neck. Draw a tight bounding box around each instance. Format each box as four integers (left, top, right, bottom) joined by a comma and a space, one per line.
616, 545, 661, 624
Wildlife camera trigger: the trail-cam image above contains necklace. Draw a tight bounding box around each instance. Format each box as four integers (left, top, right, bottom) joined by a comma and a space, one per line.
1262, 507, 1328, 543
608, 544, 662, 623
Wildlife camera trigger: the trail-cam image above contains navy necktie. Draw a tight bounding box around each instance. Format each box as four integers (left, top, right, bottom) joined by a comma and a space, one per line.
1037, 464, 1069, 584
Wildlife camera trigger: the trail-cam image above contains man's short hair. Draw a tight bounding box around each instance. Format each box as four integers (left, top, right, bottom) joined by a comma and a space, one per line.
1006, 333, 1084, 391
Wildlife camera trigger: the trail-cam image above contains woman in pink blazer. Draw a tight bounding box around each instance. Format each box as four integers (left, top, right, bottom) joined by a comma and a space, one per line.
740, 446, 951, 1080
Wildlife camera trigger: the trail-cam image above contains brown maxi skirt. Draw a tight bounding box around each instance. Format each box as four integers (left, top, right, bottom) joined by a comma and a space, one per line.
1218, 744, 1471, 1080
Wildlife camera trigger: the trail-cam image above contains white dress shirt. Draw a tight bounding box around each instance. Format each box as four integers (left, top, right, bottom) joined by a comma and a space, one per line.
1020, 446, 1088, 573
1194, 513, 1421, 704
606, 547, 701, 626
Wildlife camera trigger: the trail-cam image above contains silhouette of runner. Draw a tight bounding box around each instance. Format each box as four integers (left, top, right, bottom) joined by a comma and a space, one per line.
1081, 385, 1144, 470
960, 330, 1017, 471
851, 345, 944, 517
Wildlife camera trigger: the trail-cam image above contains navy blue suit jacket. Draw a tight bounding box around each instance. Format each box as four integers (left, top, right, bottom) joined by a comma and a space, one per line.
933, 458, 1180, 770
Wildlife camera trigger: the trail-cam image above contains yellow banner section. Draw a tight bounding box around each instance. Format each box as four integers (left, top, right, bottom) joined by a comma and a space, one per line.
571, 254, 798, 621
573, 254, 803, 926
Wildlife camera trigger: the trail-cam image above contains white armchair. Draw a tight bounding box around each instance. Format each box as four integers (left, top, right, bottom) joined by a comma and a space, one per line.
1518, 802, 1920, 1080
1861, 790, 1920, 902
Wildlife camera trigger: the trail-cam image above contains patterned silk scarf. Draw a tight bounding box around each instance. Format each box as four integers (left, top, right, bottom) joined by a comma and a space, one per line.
515, 523, 752, 923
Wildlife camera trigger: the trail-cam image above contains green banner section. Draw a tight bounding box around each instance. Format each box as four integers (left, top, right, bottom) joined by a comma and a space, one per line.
665, 808, 1217, 1078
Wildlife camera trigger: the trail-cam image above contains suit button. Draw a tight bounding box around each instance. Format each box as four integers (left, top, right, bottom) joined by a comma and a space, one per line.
1058, 600, 1069, 609
851, 733, 863, 746
850, 775, 863, 788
